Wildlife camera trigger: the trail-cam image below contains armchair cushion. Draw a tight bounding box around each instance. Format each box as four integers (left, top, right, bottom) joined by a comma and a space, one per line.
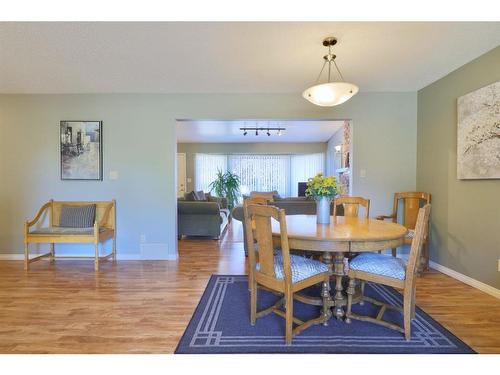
349, 253, 406, 280
59, 204, 96, 228
258, 253, 329, 283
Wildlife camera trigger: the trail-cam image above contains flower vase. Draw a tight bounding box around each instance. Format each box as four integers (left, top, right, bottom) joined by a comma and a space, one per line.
316, 196, 332, 224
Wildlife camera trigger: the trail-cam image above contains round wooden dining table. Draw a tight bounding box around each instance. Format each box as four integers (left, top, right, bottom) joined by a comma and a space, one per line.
271, 215, 407, 322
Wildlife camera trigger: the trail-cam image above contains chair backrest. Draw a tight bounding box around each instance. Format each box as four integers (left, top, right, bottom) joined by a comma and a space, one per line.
405, 204, 431, 287
333, 196, 370, 219
393, 192, 430, 230
250, 191, 278, 201
51, 200, 116, 229
243, 203, 291, 284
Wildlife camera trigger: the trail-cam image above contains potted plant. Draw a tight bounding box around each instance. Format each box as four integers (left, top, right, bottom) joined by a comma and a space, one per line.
209, 170, 241, 209
305, 173, 339, 224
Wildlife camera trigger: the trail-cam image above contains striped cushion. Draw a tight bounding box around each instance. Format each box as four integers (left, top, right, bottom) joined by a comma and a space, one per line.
257, 253, 329, 283
405, 229, 415, 239
30, 227, 106, 235
349, 253, 407, 280
59, 204, 96, 228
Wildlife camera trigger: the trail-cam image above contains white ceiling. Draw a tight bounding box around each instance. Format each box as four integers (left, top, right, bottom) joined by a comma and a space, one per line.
177, 120, 344, 143
0, 22, 499, 93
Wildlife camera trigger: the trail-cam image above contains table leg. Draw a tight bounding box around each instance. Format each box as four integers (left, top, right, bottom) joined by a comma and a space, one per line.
321, 252, 334, 326
333, 252, 346, 320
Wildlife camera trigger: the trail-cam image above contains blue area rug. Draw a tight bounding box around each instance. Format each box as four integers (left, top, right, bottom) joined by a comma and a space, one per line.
175, 275, 475, 354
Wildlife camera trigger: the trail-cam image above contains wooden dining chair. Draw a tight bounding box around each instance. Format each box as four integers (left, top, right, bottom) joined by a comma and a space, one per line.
333, 196, 370, 219
376, 192, 431, 271
346, 204, 431, 341
241, 197, 269, 257
243, 203, 330, 345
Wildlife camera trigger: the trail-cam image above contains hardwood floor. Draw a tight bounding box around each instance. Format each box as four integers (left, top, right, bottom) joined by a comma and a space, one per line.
0, 221, 499, 353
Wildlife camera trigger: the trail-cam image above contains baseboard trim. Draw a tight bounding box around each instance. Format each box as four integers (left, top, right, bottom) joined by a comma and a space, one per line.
396, 253, 499, 299
429, 260, 500, 300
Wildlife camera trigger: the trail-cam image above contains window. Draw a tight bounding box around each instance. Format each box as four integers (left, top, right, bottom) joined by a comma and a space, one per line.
194, 152, 325, 198
228, 154, 290, 197
194, 154, 227, 192
290, 153, 325, 196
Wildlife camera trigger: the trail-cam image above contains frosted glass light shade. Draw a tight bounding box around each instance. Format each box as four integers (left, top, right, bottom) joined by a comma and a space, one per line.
302, 82, 359, 107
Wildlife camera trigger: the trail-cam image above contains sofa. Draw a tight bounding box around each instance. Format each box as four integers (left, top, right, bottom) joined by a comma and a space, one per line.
177, 191, 230, 239
232, 195, 342, 255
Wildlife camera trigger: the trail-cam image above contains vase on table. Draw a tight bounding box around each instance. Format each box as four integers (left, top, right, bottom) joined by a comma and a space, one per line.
316, 196, 332, 224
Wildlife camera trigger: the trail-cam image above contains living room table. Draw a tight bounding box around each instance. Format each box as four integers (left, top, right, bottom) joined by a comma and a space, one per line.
271, 215, 407, 323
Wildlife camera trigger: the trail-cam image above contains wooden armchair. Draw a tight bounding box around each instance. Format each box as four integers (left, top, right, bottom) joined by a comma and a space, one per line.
346, 204, 431, 341
333, 196, 370, 218
24, 200, 116, 271
376, 192, 431, 271
244, 203, 330, 345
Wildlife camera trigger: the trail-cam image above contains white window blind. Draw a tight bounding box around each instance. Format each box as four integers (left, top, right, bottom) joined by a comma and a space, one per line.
290, 153, 325, 196
193, 152, 325, 198
228, 154, 291, 197
194, 153, 227, 193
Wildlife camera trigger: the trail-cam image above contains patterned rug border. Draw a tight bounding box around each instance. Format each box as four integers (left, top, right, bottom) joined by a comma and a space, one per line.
175, 274, 476, 354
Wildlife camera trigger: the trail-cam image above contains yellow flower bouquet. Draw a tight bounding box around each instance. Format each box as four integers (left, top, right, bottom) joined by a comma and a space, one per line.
305, 173, 339, 199
305, 173, 339, 224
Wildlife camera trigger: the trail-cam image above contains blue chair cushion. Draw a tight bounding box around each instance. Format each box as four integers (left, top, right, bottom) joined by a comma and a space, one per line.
258, 253, 329, 283
405, 229, 415, 239
349, 253, 407, 280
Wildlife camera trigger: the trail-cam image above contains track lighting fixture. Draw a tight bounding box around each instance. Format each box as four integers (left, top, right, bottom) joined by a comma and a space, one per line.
239, 127, 286, 137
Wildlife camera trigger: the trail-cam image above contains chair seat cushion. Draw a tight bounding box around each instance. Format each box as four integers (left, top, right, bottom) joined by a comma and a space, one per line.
258, 253, 329, 283
30, 227, 106, 235
405, 229, 415, 239
349, 253, 407, 280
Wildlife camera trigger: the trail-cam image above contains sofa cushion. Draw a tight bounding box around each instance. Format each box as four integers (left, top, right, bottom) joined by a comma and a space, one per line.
194, 190, 207, 201
59, 204, 96, 228
30, 226, 106, 235
185, 191, 197, 201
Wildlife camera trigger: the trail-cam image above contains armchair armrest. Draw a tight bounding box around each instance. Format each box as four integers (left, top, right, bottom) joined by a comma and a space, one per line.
209, 196, 228, 209
26, 201, 52, 227
375, 214, 396, 221
98, 203, 113, 228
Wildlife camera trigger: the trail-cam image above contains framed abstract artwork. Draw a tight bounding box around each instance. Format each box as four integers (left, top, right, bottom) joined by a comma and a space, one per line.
457, 81, 500, 179
60, 121, 103, 180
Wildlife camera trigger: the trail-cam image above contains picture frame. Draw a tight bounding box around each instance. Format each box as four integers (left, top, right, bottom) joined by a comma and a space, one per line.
457, 81, 500, 179
60, 121, 103, 181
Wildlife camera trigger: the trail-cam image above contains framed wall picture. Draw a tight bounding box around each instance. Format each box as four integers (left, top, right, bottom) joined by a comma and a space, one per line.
60, 121, 103, 180
457, 81, 500, 179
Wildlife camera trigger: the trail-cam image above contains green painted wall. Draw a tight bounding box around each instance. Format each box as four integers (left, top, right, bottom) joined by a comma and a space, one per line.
417, 46, 500, 288
177, 142, 328, 192
0, 92, 416, 258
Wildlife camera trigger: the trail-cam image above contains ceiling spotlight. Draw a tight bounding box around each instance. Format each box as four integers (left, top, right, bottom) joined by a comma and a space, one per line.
267, 130, 271, 136
243, 128, 247, 136
255, 129, 258, 136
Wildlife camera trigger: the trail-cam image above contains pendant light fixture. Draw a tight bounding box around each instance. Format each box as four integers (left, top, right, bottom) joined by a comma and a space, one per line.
303, 37, 359, 107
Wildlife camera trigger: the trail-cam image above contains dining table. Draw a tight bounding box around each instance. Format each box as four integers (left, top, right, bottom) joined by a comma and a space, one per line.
271, 214, 408, 323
